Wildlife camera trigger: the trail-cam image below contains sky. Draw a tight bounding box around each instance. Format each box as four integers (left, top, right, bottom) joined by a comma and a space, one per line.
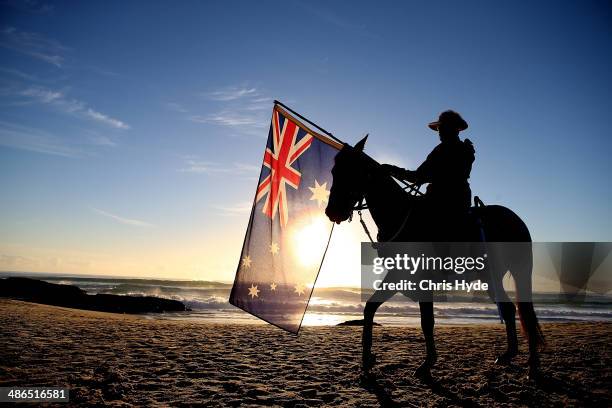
0, 0, 610, 286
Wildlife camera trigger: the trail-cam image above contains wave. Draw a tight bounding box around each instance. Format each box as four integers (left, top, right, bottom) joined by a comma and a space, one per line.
4, 272, 610, 323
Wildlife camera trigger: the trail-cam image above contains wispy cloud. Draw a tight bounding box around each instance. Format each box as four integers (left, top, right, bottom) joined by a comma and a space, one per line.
187, 84, 273, 136
0, 66, 40, 81
0, 120, 83, 157
189, 111, 267, 129
294, 2, 379, 39
245, 96, 273, 111
0, 26, 68, 67
179, 159, 259, 176
88, 134, 117, 147
211, 201, 253, 216
18, 86, 130, 129
0, 253, 40, 269
206, 86, 257, 101
84, 108, 129, 129
165, 102, 188, 113
91, 207, 155, 227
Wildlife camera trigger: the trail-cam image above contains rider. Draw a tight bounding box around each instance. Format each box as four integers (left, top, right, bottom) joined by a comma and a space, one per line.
381, 110, 475, 241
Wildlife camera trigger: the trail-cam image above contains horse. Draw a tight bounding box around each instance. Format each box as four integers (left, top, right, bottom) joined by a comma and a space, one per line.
324, 136, 545, 380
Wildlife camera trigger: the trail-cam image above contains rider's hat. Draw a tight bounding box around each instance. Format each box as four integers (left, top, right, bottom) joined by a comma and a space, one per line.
428, 110, 468, 132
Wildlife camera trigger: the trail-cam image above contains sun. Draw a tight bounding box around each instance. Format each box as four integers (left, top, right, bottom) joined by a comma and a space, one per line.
292, 215, 331, 267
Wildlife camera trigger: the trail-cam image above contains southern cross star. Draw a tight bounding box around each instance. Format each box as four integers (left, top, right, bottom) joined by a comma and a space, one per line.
294, 283, 305, 296
248, 284, 260, 298
241, 255, 252, 268
269, 242, 279, 255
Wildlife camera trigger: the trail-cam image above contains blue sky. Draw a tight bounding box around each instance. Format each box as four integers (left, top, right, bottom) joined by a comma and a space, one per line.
0, 1, 610, 283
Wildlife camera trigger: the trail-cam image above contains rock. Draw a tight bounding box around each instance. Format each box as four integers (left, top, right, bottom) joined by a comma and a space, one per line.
336, 319, 381, 327
0, 277, 188, 314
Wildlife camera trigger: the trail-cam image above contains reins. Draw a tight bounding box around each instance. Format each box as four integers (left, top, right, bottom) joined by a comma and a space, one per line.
351, 176, 423, 248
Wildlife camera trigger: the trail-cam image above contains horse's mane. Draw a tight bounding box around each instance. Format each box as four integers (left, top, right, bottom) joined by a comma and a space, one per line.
357, 150, 413, 203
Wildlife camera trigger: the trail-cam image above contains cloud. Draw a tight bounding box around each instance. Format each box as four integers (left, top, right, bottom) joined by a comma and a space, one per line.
91, 207, 155, 228
85, 108, 130, 129
232, 162, 260, 173
294, 2, 379, 39
0, 26, 67, 67
207, 86, 257, 101
0, 66, 39, 81
211, 201, 253, 216
21, 87, 64, 103
189, 111, 267, 128
18, 86, 130, 129
179, 159, 259, 176
0, 253, 40, 269
0, 120, 83, 157
178, 84, 273, 137
89, 135, 117, 147
165, 102, 188, 113
245, 97, 273, 111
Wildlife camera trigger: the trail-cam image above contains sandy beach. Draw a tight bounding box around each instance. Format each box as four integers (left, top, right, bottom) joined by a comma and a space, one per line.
1, 299, 610, 407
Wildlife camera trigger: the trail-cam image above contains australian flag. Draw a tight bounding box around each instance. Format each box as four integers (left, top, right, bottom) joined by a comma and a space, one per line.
229, 103, 342, 333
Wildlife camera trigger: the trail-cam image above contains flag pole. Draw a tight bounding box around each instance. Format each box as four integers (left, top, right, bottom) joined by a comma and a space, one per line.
273, 100, 346, 147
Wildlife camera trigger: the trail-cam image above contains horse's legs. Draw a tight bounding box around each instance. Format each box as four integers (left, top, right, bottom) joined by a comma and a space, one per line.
414, 301, 437, 379
484, 260, 520, 364
512, 260, 544, 379
362, 299, 382, 371
494, 300, 519, 364
363, 288, 396, 372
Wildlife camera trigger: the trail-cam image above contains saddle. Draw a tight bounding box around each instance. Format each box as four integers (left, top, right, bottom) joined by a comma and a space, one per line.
400, 195, 487, 242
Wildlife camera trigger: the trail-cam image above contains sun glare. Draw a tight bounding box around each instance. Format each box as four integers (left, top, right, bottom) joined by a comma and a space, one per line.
292, 215, 331, 267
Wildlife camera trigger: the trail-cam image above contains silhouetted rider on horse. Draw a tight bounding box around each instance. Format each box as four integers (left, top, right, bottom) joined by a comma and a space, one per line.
381, 110, 475, 241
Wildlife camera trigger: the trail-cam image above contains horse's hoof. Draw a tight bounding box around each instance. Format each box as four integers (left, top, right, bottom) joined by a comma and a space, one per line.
362, 353, 377, 372
359, 370, 375, 384
527, 356, 541, 381
414, 362, 433, 383
527, 366, 541, 382
495, 350, 518, 365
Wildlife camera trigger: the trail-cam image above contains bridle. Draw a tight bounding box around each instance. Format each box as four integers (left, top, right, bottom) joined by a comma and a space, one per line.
344, 162, 424, 247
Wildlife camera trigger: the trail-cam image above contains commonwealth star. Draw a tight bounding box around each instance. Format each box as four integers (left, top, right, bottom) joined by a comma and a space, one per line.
308, 179, 330, 207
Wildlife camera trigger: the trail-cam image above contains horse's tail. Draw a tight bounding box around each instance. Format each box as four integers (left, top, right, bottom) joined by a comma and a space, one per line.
512, 248, 545, 351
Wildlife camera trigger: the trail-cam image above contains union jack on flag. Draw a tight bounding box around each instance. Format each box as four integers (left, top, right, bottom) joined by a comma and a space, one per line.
255, 109, 313, 227
230, 103, 342, 333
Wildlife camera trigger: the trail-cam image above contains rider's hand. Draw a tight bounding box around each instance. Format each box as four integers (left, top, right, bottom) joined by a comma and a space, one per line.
381, 163, 401, 175
381, 164, 418, 183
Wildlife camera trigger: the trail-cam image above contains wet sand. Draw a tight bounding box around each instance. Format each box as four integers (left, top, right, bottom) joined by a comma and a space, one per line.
0, 299, 610, 407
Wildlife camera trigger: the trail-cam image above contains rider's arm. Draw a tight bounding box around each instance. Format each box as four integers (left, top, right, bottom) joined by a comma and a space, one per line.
412, 147, 441, 184
381, 164, 418, 182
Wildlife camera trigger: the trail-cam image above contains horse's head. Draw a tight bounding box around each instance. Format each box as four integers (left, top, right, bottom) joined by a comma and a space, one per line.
325, 135, 371, 224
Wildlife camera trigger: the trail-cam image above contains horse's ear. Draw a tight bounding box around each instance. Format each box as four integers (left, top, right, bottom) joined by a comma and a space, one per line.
354, 134, 368, 151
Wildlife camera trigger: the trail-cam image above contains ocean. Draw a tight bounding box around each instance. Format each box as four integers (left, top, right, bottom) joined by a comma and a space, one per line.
2, 272, 611, 327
